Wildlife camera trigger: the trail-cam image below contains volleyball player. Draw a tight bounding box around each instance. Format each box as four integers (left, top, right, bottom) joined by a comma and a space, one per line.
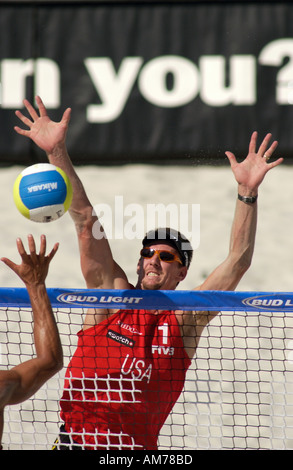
14, 97, 283, 450
0, 234, 62, 449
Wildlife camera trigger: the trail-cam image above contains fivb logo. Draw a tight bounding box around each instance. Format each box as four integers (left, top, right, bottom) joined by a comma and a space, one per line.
91, 196, 200, 248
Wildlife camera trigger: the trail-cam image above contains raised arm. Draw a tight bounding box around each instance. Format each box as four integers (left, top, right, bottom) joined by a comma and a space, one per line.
179, 132, 283, 359
14, 97, 128, 290
198, 131, 283, 292
0, 235, 63, 444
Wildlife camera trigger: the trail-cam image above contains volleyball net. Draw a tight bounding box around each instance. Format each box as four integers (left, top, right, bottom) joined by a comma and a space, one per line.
1, 288, 293, 450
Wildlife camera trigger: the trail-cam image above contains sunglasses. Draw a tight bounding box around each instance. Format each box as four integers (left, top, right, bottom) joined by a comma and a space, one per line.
140, 247, 183, 265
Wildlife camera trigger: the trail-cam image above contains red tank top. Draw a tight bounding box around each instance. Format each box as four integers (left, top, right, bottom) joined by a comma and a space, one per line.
60, 309, 191, 450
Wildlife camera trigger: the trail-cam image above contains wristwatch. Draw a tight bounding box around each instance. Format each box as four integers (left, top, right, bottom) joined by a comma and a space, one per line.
238, 193, 258, 204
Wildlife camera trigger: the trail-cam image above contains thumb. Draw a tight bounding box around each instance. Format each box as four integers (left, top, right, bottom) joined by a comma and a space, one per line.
225, 151, 237, 168
1, 257, 18, 272
61, 108, 71, 126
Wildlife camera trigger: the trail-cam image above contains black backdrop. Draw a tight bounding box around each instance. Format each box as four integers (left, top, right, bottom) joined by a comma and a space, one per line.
1, 1, 293, 165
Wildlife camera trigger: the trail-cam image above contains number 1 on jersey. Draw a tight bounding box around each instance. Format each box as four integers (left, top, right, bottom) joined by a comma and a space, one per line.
158, 323, 168, 345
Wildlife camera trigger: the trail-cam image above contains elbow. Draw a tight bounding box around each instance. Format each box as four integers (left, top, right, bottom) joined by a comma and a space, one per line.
237, 255, 252, 275
54, 357, 64, 374
50, 354, 64, 375
229, 251, 252, 280
44, 360, 63, 381
42, 349, 64, 377
239, 250, 253, 273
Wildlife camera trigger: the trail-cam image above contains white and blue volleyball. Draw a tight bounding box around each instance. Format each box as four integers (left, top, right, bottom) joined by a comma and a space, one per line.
13, 163, 73, 223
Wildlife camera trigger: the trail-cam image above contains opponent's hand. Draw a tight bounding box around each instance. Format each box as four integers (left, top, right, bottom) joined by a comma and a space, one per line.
14, 96, 71, 155
1, 234, 59, 286
225, 131, 283, 194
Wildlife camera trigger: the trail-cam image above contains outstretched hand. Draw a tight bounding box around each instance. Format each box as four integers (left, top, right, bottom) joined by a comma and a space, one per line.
226, 131, 283, 193
1, 234, 59, 287
14, 96, 71, 155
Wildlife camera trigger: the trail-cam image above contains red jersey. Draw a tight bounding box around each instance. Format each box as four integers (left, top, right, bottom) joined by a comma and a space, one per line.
60, 309, 191, 450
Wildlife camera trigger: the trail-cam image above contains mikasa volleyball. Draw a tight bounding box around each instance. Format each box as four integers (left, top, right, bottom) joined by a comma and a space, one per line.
13, 163, 73, 223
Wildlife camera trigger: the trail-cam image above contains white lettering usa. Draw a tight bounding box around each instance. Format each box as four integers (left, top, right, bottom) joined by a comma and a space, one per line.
121, 355, 152, 383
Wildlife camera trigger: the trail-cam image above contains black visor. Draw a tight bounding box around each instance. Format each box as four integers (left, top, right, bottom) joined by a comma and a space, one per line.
142, 228, 193, 268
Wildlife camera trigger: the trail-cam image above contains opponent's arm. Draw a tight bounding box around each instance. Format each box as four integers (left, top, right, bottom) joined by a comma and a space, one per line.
0, 235, 63, 443
14, 97, 128, 290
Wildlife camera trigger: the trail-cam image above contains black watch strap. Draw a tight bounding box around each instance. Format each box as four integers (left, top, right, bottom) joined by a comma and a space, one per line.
238, 193, 258, 204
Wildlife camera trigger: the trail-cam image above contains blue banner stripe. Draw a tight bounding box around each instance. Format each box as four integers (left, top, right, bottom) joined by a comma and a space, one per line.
0, 288, 293, 312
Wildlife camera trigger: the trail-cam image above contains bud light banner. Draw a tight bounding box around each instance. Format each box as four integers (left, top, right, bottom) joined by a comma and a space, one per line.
1, 287, 293, 312
0, 2, 293, 164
